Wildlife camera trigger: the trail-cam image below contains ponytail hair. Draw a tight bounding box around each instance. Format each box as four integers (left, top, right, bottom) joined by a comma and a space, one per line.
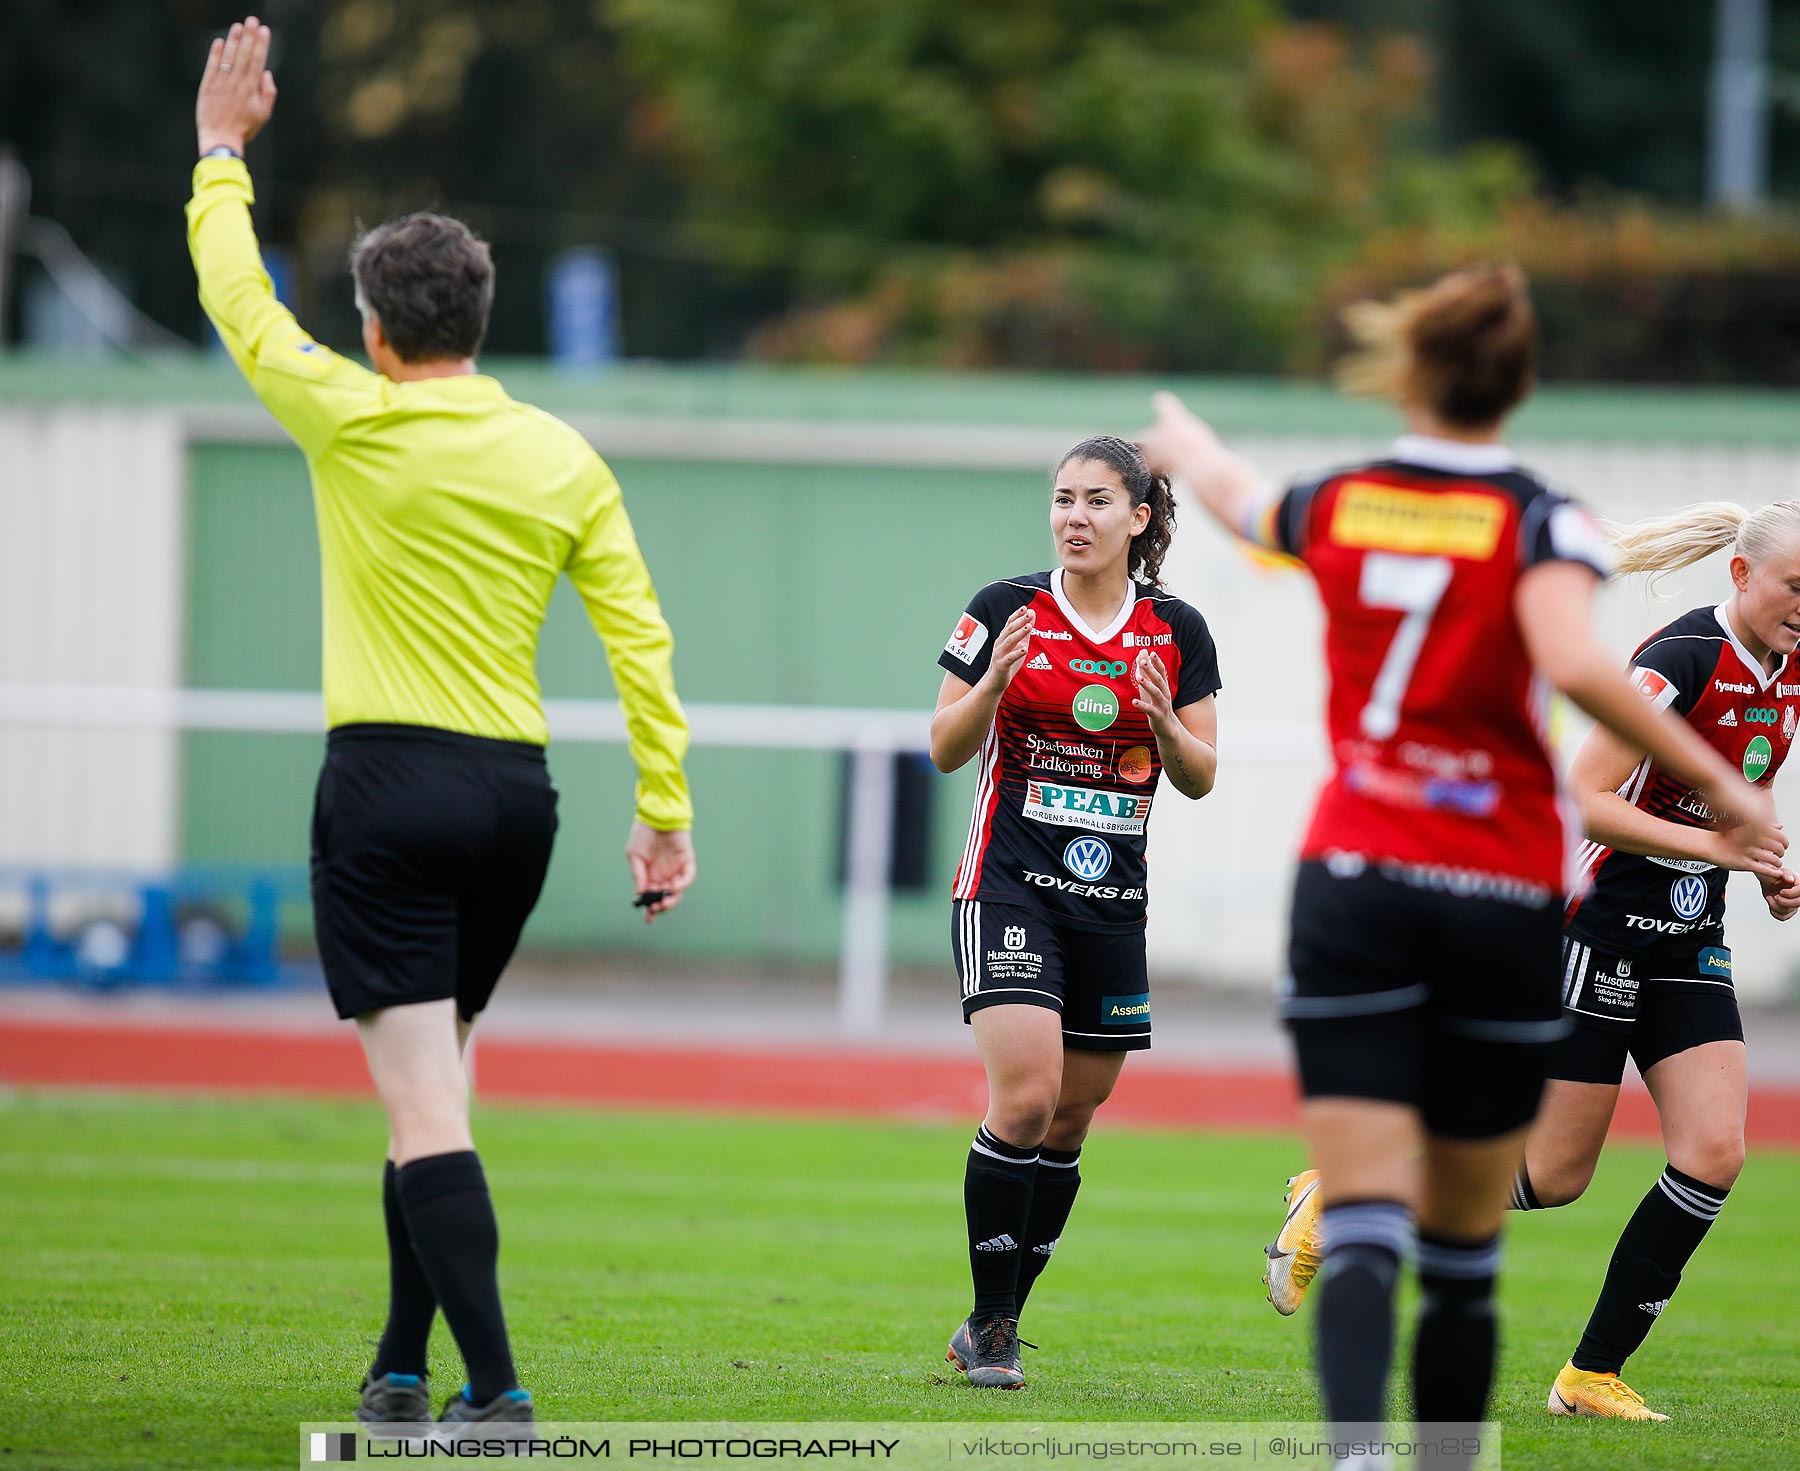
1609, 500, 1800, 591
1056, 435, 1176, 587
1338, 261, 1535, 428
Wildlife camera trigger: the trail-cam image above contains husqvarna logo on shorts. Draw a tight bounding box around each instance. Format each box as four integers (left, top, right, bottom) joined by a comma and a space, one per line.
1063, 836, 1112, 881
1003, 925, 1026, 950
1670, 874, 1708, 921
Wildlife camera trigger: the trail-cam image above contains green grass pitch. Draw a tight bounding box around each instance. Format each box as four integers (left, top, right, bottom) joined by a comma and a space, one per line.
3, 1089, 1796, 1469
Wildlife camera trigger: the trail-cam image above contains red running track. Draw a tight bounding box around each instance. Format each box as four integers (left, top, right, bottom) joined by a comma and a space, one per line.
3, 1018, 1800, 1145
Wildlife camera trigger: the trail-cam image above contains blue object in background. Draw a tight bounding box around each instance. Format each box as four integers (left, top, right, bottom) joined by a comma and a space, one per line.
546, 247, 619, 369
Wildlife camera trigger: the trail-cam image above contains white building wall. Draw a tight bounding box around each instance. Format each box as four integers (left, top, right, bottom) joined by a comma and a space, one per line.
0, 408, 185, 871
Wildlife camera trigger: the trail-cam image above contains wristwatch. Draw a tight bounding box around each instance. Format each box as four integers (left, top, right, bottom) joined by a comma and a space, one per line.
200, 145, 243, 160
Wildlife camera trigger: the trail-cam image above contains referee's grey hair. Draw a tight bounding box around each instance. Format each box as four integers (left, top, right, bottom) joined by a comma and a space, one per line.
1608, 500, 1800, 591
351, 213, 494, 363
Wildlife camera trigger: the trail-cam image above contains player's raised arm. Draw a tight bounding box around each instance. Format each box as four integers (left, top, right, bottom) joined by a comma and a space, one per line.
1136, 392, 1273, 548
187, 16, 376, 458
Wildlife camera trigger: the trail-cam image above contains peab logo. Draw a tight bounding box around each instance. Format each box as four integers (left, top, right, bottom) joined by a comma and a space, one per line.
1669, 874, 1709, 922
1072, 684, 1119, 732
1063, 836, 1113, 881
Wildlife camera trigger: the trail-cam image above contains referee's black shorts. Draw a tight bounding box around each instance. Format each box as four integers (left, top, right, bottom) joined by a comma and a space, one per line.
1283, 856, 1568, 1139
310, 723, 559, 1022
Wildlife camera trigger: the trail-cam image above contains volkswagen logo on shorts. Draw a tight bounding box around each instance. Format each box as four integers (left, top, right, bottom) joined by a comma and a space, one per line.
1063, 835, 1112, 881
1670, 874, 1708, 921
1003, 925, 1026, 950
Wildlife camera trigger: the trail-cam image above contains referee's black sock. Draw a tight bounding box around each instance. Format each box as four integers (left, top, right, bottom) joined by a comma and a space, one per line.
1314, 1199, 1411, 1428
396, 1151, 519, 1403
1411, 1230, 1501, 1426
1571, 1163, 1729, 1373
965, 1123, 1039, 1321
1015, 1146, 1081, 1315
370, 1159, 437, 1380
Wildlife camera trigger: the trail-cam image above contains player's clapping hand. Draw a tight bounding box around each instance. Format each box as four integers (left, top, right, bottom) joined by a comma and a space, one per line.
626, 820, 696, 924
981, 607, 1035, 694
1131, 649, 1175, 734
1712, 788, 1787, 881
197, 17, 277, 156
1761, 863, 1800, 922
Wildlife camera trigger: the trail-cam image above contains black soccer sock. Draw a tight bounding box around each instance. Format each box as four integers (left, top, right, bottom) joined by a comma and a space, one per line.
965, 1123, 1039, 1321
1015, 1146, 1081, 1314
1411, 1230, 1501, 1426
370, 1159, 437, 1380
1571, 1163, 1729, 1373
395, 1151, 518, 1403
1507, 1165, 1542, 1211
1314, 1199, 1411, 1428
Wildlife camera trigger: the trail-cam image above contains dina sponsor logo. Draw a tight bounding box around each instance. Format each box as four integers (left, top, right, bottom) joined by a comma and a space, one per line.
1744, 734, 1774, 782
1071, 684, 1119, 731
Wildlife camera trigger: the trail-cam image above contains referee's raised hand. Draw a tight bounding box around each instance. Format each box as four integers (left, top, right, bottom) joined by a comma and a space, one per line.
627, 821, 696, 923
197, 16, 277, 156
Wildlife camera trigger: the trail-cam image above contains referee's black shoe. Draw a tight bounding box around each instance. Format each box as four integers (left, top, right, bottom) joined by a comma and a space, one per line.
355, 1372, 431, 1432
955, 1316, 1026, 1389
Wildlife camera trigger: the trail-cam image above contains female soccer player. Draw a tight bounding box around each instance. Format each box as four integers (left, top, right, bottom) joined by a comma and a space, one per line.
931, 435, 1221, 1388
1520, 502, 1800, 1420
1136, 263, 1782, 1450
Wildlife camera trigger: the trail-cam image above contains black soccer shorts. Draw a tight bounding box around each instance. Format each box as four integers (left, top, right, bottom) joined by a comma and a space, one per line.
1283, 856, 1568, 1139
951, 899, 1151, 1051
1549, 934, 1745, 1085
310, 724, 558, 1022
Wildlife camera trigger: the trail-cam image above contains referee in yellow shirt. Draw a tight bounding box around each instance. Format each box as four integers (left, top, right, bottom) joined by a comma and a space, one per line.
190, 19, 695, 1434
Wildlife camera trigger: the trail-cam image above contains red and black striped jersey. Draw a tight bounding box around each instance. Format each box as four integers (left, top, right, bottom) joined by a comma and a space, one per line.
1269, 436, 1612, 895
937, 569, 1220, 931
1566, 603, 1800, 952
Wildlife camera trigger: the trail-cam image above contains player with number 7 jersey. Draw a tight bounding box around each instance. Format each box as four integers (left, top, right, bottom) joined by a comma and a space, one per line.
1138, 263, 1782, 1440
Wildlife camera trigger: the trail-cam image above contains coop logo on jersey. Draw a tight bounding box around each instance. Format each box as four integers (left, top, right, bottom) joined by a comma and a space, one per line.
1062, 836, 1113, 881
1669, 874, 1709, 921
1069, 658, 1128, 679
1072, 684, 1119, 731
1746, 706, 1778, 725
1744, 734, 1773, 782
944, 613, 989, 666
1630, 667, 1679, 711
1023, 780, 1150, 836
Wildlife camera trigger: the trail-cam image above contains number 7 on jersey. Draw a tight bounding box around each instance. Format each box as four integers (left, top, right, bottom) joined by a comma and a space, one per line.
1358, 552, 1453, 740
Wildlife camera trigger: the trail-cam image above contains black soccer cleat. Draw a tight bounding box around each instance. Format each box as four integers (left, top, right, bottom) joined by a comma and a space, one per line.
437, 1385, 536, 1440
961, 1315, 1026, 1389
356, 1372, 432, 1433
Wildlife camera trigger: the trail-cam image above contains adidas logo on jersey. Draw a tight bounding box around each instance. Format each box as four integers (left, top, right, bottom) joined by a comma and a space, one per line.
1718, 710, 1738, 727
1032, 1238, 1058, 1257
1026, 652, 1053, 671
974, 1234, 1019, 1253
1639, 1299, 1668, 1317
